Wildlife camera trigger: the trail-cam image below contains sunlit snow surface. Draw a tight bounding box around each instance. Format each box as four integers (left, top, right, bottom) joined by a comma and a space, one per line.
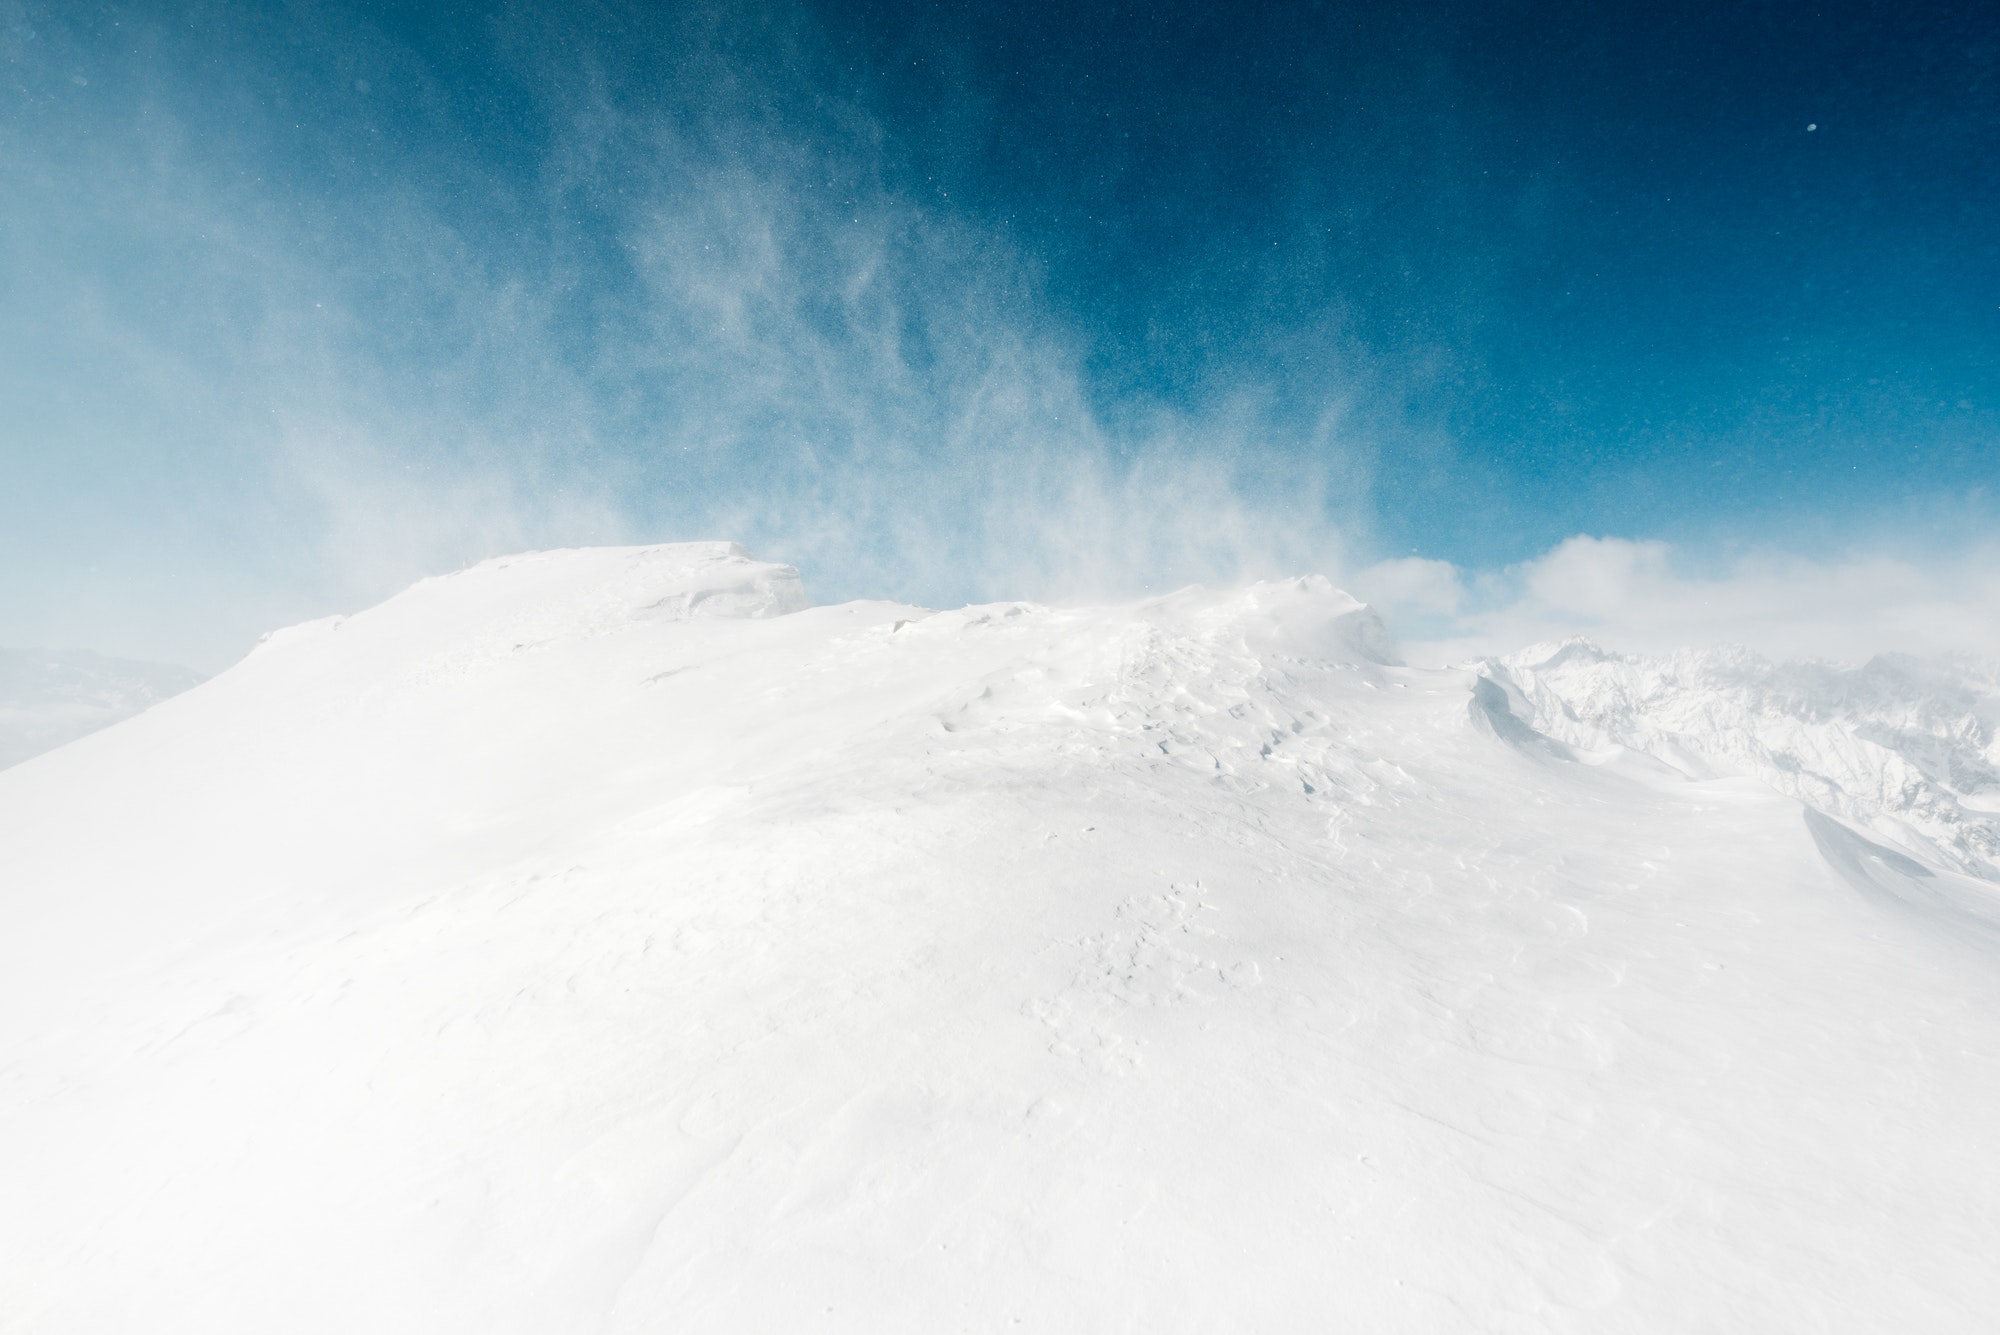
1, 543, 1996, 1332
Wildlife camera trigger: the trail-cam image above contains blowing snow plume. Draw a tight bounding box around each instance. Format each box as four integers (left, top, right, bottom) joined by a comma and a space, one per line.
0, 1, 1362, 670
2, 544, 1997, 1331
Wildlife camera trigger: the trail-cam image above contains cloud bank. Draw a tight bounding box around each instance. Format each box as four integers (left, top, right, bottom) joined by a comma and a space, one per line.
1358, 535, 2000, 667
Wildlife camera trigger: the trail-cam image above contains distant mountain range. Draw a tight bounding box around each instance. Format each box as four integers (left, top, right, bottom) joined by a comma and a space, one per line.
0, 648, 204, 770
1482, 639, 2000, 880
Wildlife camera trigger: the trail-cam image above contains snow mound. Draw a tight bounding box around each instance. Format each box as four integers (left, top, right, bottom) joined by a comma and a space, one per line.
0, 648, 202, 770
1481, 639, 2000, 878
1188, 574, 1402, 666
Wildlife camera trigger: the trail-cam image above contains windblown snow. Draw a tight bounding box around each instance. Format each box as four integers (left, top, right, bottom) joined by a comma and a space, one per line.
1, 542, 1995, 1333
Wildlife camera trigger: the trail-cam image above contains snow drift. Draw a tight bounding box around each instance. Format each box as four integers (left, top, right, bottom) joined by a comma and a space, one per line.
1, 542, 1996, 1333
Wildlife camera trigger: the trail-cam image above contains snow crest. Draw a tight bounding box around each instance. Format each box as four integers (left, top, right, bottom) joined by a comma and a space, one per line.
1481, 639, 2000, 878
250, 541, 808, 665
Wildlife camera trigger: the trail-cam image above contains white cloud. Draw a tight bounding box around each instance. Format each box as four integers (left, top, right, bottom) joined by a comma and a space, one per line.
1358, 535, 2000, 667
1345, 555, 1463, 620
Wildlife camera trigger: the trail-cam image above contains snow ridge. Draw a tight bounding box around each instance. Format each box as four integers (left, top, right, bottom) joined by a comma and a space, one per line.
253, 541, 808, 654
1481, 639, 2000, 878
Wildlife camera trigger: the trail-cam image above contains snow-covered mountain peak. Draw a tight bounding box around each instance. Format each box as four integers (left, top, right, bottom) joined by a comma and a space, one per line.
1480, 637, 2000, 878
249, 541, 809, 669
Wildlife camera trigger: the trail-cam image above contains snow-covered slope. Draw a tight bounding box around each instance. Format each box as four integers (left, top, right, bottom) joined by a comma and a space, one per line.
2, 543, 1996, 1333
0, 647, 202, 770
1481, 640, 2000, 880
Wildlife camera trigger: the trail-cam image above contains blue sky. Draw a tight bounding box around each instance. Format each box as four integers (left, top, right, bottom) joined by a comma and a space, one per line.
2, 0, 1995, 669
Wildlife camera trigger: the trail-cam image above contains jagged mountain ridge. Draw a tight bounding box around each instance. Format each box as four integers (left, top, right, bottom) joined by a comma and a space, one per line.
1481, 639, 2000, 880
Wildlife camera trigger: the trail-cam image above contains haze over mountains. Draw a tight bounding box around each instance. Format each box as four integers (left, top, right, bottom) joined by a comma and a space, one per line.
1, 544, 1995, 1332
0, 648, 202, 771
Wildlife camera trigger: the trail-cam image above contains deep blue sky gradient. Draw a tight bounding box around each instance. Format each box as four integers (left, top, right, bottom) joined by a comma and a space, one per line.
2, 0, 1994, 663
831, 0, 2000, 558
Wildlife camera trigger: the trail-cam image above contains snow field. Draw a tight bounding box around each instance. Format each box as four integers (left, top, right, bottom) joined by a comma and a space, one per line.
0, 542, 1996, 1332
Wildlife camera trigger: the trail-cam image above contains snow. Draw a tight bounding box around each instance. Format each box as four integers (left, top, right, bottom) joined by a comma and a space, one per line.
1, 542, 1996, 1332
1481, 640, 2000, 879
0, 647, 201, 770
